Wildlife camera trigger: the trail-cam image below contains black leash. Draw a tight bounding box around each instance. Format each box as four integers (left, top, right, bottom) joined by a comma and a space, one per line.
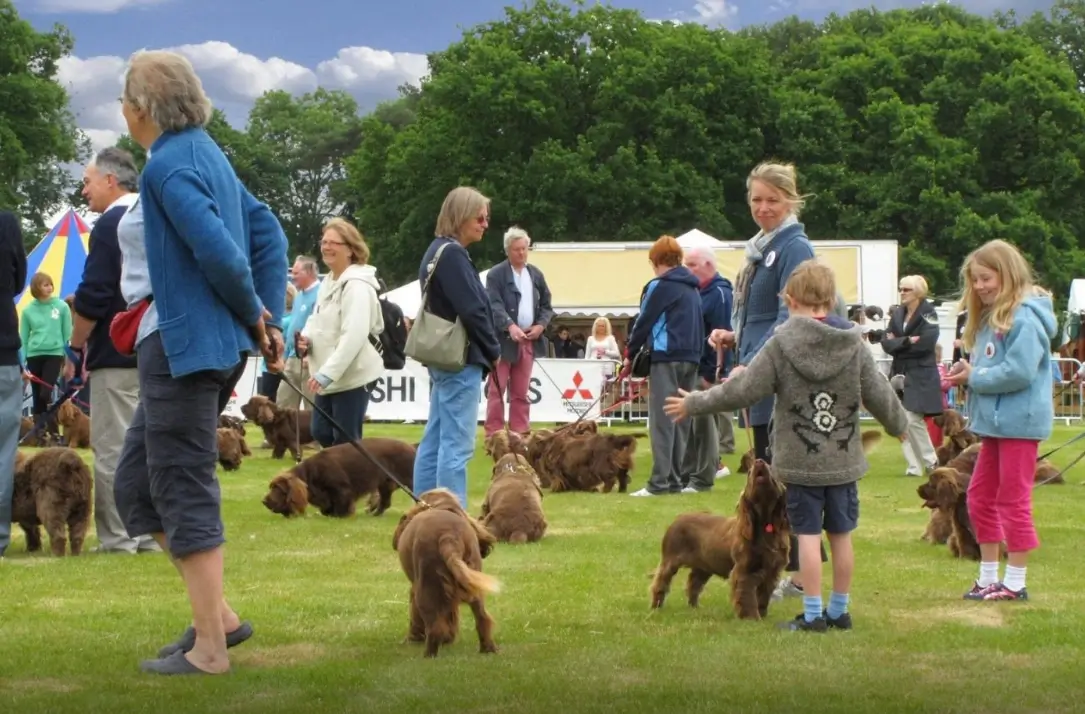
1036, 430, 1085, 462
279, 375, 425, 505
18, 382, 84, 447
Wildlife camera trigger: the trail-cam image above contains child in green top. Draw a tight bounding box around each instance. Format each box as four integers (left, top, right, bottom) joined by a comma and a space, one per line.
20, 272, 71, 431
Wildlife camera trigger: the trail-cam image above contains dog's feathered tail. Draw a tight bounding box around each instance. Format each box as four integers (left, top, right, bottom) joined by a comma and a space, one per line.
439, 535, 501, 597
861, 430, 882, 454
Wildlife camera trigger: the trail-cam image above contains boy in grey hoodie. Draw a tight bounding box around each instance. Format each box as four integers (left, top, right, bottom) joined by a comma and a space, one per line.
664, 260, 908, 632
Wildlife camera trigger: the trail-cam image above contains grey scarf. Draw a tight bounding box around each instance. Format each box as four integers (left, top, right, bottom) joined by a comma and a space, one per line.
731, 215, 798, 350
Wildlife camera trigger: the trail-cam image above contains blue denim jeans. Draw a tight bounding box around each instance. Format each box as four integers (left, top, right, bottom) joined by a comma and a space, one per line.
413, 365, 482, 508
311, 384, 370, 447
0, 365, 23, 555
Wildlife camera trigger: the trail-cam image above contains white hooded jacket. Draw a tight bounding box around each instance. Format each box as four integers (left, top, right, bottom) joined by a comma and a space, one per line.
302, 263, 385, 394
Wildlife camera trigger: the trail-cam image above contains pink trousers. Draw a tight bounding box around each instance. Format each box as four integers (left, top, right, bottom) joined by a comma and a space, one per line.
967, 437, 1040, 553
484, 339, 534, 435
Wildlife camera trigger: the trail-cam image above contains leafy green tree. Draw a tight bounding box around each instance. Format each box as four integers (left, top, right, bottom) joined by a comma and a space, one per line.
245, 88, 363, 257
0, 0, 89, 231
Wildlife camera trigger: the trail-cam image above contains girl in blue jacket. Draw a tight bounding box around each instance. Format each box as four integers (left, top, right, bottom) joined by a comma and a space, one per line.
946, 239, 1058, 602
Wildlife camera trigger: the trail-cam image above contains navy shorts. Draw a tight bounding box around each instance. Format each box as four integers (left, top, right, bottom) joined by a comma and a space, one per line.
785, 482, 860, 536
114, 332, 245, 558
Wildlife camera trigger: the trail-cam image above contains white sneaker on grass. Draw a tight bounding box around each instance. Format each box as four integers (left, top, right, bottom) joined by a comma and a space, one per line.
630, 488, 654, 497
770, 576, 805, 603
715, 465, 731, 479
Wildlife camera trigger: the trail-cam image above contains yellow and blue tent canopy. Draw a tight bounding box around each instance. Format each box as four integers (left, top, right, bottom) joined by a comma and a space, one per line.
15, 209, 91, 320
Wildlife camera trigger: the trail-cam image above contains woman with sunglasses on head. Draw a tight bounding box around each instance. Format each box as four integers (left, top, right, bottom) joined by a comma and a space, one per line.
881, 275, 943, 476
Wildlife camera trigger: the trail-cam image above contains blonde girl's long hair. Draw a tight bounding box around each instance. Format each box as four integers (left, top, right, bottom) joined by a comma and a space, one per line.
592, 317, 612, 339
959, 239, 1047, 351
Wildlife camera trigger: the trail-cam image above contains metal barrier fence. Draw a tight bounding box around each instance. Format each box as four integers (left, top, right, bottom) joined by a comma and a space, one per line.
597, 356, 1085, 425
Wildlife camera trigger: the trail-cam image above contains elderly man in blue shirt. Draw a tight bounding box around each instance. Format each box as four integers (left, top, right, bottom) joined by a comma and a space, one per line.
276, 255, 321, 409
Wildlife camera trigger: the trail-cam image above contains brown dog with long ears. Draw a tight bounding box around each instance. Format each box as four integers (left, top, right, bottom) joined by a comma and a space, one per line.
56, 402, 90, 449
216, 428, 250, 471
13, 447, 93, 556
262, 438, 416, 518
540, 431, 643, 493
649, 458, 790, 619
479, 454, 548, 544
392, 487, 500, 658
241, 395, 315, 460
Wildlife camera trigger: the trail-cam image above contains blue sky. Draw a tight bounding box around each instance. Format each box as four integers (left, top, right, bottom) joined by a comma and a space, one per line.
13, 0, 1053, 151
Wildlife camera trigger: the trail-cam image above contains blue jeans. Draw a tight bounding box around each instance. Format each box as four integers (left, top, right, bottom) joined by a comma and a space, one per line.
413, 365, 482, 508
0, 365, 23, 555
311, 385, 370, 447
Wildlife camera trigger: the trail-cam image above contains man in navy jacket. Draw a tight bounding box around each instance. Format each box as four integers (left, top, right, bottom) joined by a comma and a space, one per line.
68, 148, 158, 554
0, 211, 27, 558
679, 246, 735, 492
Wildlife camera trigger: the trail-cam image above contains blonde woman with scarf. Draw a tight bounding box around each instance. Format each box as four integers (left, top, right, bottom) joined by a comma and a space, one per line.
708, 161, 827, 603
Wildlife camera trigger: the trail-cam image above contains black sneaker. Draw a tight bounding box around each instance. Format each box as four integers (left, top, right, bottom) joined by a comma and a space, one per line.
826, 612, 852, 630
982, 583, 1029, 602
963, 581, 1001, 601
777, 613, 828, 633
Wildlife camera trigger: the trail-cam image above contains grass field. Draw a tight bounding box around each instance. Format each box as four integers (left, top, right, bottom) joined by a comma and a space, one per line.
3, 421, 1085, 714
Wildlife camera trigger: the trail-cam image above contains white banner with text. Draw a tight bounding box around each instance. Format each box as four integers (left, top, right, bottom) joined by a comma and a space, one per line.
228, 356, 610, 423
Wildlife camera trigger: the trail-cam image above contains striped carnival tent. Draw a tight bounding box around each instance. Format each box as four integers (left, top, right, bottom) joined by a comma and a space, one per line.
14, 208, 91, 319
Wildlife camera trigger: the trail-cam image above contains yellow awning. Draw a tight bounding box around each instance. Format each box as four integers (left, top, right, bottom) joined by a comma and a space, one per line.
530, 244, 860, 314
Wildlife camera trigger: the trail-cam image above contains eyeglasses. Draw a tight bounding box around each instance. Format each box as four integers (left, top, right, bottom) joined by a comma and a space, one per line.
899, 287, 913, 293
477, 215, 489, 225
321, 239, 346, 248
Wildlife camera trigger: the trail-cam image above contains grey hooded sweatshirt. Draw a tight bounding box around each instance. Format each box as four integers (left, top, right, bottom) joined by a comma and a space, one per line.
685, 314, 909, 487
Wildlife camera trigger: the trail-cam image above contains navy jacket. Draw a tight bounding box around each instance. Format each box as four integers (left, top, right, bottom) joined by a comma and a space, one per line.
418, 237, 501, 375
0, 212, 27, 366
486, 259, 555, 363
73, 202, 138, 371
697, 273, 733, 383
626, 266, 703, 365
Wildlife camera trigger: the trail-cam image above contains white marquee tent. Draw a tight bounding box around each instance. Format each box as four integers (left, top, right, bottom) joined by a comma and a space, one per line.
379, 228, 721, 317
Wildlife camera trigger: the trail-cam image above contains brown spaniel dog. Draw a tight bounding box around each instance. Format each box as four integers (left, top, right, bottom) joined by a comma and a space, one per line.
933, 409, 980, 464
56, 402, 90, 449
650, 459, 790, 620
483, 430, 528, 463
541, 431, 642, 493
218, 414, 247, 437
524, 429, 557, 488
262, 438, 415, 518
241, 395, 315, 460
13, 447, 92, 556
216, 428, 250, 471
479, 454, 547, 544
917, 467, 970, 545
392, 488, 500, 658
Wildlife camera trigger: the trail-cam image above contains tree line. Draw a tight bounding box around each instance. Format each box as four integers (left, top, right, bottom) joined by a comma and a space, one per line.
4, 0, 1085, 303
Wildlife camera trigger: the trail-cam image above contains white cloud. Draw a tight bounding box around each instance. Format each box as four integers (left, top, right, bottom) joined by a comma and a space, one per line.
57, 41, 428, 154
691, 0, 738, 26
32, 0, 170, 12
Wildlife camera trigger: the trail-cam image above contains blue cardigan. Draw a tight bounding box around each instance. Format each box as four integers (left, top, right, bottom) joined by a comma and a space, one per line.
141, 127, 288, 378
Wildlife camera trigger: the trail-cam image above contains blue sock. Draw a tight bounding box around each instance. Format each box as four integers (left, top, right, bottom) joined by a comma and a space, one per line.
827, 591, 850, 620
802, 595, 823, 623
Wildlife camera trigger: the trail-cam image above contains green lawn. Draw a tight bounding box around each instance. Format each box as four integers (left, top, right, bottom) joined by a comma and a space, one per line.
3, 421, 1085, 714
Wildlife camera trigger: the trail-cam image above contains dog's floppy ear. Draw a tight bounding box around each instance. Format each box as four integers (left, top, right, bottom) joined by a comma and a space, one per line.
257, 404, 275, 423
286, 476, 309, 514
736, 497, 755, 542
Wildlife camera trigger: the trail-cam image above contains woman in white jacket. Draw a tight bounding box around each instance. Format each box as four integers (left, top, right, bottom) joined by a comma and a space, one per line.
585, 317, 621, 376
298, 218, 385, 447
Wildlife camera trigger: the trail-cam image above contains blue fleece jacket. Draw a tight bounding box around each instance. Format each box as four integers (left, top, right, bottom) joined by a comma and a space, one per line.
140, 128, 288, 378
627, 266, 703, 365
697, 273, 733, 383
965, 294, 1058, 441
